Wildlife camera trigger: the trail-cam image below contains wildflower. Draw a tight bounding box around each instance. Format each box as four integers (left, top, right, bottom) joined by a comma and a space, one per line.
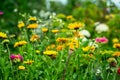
95, 22, 109, 33
95, 37, 108, 43
19, 66, 25, 70
113, 43, 120, 49
117, 67, 120, 74
24, 59, 34, 65
43, 50, 58, 58
112, 52, 120, 57
80, 29, 91, 38
17, 21, 25, 28
0, 11, 4, 15
30, 34, 39, 42
68, 43, 75, 50
82, 46, 95, 52
56, 38, 68, 43
0, 32, 7, 38
51, 29, 59, 33
112, 38, 119, 43
29, 17, 37, 21
68, 22, 84, 30
14, 40, 27, 48
42, 28, 48, 32
56, 45, 64, 51
10, 54, 23, 63
27, 23, 38, 29
66, 15, 73, 19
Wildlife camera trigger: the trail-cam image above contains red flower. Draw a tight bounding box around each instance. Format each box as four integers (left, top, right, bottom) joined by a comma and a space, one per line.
117, 67, 120, 74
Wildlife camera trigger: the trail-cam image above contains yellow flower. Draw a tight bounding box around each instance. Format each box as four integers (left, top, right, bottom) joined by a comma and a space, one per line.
51, 30, 59, 33
112, 52, 120, 57
66, 15, 73, 19
82, 46, 95, 52
30, 34, 39, 42
24, 59, 34, 65
27, 23, 38, 29
42, 28, 48, 32
56, 38, 68, 43
113, 43, 120, 49
68, 22, 84, 29
112, 38, 119, 43
36, 50, 40, 54
0, 32, 7, 38
68, 43, 75, 50
14, 40, 27, 48
43, 50, 58, 58
18, 66, 25, 70
17, 21, 25, 28
29, 17, 37, 21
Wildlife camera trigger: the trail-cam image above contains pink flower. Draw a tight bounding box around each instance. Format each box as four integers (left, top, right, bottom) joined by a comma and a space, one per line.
95, 37, 108, 43
10, 54, 23, 63
0, 11, 4, 15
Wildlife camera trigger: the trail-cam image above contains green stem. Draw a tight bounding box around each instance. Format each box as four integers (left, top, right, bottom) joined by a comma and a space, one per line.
6, 44, 14, 79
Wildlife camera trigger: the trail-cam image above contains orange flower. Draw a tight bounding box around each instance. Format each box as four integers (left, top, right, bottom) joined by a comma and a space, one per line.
56, 38, 68, 43
27, 23, 38, 29
113, 43, 120, 49
112, 52, 120, 57
30, 34, 39, 42
56, 45, 64, 51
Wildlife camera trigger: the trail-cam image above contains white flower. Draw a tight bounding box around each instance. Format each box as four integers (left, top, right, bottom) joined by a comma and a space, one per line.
80, 29, 91, 38
95, 22, 109, 33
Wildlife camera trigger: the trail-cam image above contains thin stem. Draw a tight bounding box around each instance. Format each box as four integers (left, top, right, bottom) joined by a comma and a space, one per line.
6, 44, 14, 79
